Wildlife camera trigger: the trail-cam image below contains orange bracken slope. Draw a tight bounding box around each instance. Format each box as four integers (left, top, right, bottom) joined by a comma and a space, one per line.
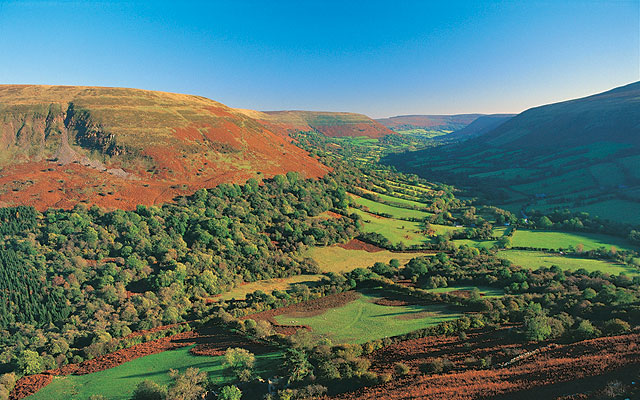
0, 85, 329, 210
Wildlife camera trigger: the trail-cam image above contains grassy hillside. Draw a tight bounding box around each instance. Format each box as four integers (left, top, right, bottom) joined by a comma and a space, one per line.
0, 85, 329, 210
443, 114, 515, 142
384, 82, 640, 224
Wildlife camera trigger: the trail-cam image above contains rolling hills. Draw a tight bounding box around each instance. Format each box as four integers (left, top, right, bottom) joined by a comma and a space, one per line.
376, 114, 482, 137
383, 81, 640, 223
237, 109, 395, 138
0, 85, 330, 210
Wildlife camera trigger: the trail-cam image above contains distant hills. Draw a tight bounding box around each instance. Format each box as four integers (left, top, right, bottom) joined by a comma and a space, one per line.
443, 114, 515, 142
376, 114, 481, 132
384, 82, 640, 223
0, 85, 331, 210
239, 110, 395, 138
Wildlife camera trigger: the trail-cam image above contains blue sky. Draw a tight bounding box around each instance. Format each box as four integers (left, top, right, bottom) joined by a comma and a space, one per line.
0, 0, 637, 117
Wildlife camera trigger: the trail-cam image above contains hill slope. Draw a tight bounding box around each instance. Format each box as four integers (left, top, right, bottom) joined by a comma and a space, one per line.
384, 82, 640, 222
376, 114, 482, 135
444, 114, 515, 142
0, 85, 329, 210
240, 110, 395, 138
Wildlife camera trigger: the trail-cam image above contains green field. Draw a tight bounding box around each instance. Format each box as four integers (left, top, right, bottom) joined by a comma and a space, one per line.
28, 347, 282, 400
572, 200, 640, 225
427, 285, 505, 298
217, 275, 325, 301
511, 229, 635, 251
273, 291, 460, 343
350, 194, 430, 220
359, 188, 428, 208
452, 239, 498, 249
303, 246, 425, 273
498, 250, 639, 275
350, 208, 427, 246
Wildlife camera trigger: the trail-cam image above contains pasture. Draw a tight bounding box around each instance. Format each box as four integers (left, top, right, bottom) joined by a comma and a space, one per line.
427, 285, 505, 298
217, 275, 325, 301
350, 207, 427, 246
498, 250, 639, 275
303, 246, 423, 273
272, 291, 460, 344
350, 194, 430, 220
510, 229, 635, 252
28, 347, 282, 400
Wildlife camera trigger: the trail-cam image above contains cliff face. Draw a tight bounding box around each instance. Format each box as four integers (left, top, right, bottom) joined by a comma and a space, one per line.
0, 85, 330, 210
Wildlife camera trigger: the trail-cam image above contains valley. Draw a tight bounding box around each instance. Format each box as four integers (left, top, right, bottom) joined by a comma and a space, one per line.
0, 83, 639, 400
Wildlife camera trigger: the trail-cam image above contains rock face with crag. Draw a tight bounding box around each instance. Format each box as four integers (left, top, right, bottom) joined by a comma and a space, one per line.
0, 85, 330, 210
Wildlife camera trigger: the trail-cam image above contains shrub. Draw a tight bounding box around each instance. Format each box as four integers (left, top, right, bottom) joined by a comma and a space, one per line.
420, 358, 454, 374
218, 385, 242, 400
394, 362, 410, 376
131, 380, 167, 400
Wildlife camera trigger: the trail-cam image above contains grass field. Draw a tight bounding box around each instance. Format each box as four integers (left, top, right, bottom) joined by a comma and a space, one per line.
511, 229, 635, 251
273, 290, 460, 343
303, 246, 423, 273
358, 188, 428, 208
498, 250, 639, 275
427, 285, 505, 298
350, 208, 427, 246
28, 347, 282, 400
217, 275, 325, 301
452, 239, 498, 248
350, 194, 430, 220
572, 200, 640, 226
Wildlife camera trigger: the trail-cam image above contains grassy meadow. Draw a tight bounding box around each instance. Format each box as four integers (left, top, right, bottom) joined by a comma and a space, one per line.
303, 246, 423, 273
350, 207, 427, 246
511, 229, 635, 251
427, 285, 505, 298
498, 250, 639, 275
217, 275, 325, 301
28, 347, 282, 400
350, 194, 430, 220
272, 291, 460, 344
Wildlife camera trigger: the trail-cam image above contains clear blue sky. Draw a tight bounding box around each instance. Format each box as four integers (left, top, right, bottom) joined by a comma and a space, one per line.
0, 0, 638, 117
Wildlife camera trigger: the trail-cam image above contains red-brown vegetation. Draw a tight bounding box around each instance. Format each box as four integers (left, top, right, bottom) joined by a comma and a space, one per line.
338, 239, 385, 252
242, 291, 361, 334
330, 330, 640, 400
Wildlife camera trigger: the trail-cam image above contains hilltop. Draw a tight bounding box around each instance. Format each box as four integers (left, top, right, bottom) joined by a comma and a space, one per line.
384, 82, 640, 222
0, 85, 329, 210
238, 110, 395, 138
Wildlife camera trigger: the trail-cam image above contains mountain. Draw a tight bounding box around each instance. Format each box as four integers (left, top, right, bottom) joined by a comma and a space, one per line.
444, 114, 515, 142
376, 114, 482, 134
383, 82, 640, 222
0, 85, 329, 210
238, 110, 395, 138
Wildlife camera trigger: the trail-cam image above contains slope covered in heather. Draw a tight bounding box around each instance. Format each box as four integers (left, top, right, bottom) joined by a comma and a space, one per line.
0, 85, 329, 209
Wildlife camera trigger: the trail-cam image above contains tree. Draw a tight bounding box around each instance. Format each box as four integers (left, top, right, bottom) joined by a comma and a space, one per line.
538, 216, 553, 229
223, 348, 255, 381
574, 320, 598, 340
218, 385, 242, 400
167, 368, 208, 400
17, 350, 44, 375
131, 380, 167, 400
283, 348, 313, 384
524, 315, 552, 341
